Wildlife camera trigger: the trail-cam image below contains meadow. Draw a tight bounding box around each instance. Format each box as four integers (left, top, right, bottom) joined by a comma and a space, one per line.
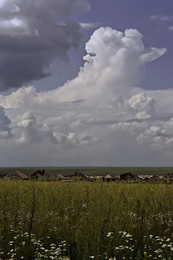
0, 180, 172, 259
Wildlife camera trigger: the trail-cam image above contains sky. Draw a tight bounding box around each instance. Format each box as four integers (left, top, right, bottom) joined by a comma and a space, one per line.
0, 0, 173, 166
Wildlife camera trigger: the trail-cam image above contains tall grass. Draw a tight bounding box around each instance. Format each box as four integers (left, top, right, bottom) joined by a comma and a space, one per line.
0, 181, 172, 259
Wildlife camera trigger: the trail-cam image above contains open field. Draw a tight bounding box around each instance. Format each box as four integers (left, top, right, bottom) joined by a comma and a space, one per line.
0, 166, 173, 178
0, 181, 172, 259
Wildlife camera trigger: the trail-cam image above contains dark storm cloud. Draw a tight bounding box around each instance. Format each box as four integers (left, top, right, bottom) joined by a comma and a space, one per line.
0, 0, 90, 90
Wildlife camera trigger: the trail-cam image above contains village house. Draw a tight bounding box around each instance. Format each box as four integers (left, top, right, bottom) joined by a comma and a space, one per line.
89, 176, 103, 182
137, 175, 146, 181
4, 170, 30, 180
67, 172, 89, 181
31, 169, 45, 180
120, 172, 137, 181
102, 173, 118, 182
144, 175, 161, 181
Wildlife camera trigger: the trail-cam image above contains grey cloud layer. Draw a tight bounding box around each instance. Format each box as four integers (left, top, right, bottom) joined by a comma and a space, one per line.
0, 0, 90, 89
0, 27, 172, 166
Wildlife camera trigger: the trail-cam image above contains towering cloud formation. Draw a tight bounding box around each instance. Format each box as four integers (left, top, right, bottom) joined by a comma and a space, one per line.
0, 0, 90, 90
56, 27, 166, 104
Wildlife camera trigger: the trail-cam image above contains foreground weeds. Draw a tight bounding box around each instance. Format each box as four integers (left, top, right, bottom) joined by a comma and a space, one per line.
0, 181, 172, 259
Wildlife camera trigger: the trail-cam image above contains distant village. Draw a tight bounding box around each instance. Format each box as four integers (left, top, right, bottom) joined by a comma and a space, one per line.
0, 169, 173, 183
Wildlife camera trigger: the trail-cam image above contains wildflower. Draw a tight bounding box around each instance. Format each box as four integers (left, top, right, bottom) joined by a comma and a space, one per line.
144, 251, 147, 258
83, 203, 87, 208
155, 249, 162, 253
107, 232, 113, 237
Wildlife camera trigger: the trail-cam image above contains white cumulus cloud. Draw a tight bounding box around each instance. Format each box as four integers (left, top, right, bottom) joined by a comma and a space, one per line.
0, 27, 172, 166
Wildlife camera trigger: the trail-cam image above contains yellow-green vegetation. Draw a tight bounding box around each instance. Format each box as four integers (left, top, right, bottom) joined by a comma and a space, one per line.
0, 181, 172, 259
